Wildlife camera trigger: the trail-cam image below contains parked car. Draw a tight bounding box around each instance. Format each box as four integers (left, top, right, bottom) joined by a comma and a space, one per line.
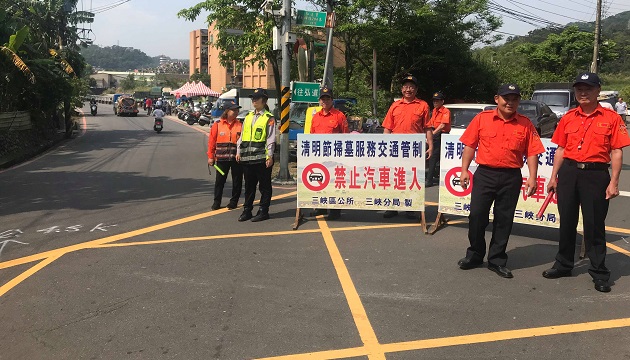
443, 103, 496, 135
485, 100, 559, 138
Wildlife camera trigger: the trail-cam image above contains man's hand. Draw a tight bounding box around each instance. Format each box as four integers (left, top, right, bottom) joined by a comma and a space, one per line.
525, 176, 537, 197
236, 154, 241, 162
606, 182, 619, 199
266, 157, 273, 168
425, 145, 433, 160
547, 176, 557, 194
207, 158, 214, 166
460, 170, 470, 189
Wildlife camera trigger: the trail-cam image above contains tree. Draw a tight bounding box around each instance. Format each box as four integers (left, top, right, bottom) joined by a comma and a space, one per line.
517, 26, 618, 79
120, 74, 137, 91
190, 68, 211, 87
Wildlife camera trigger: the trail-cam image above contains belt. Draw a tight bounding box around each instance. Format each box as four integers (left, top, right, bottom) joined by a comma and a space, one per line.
564, 158, 609, 170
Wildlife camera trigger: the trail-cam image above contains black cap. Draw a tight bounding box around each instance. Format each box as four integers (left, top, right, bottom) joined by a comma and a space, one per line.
573, 72, 601, 87
249, 88, 269, 99
319, 86, 333, 99
401, 75, 418, 86
497, 83, 521, 96
224, 100, 241, 110
432, 92, 445, 100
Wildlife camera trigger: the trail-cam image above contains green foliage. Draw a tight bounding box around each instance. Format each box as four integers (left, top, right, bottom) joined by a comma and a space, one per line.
80, 44, 158, 71
190, 68, 211, 87
120, 74, 137, 91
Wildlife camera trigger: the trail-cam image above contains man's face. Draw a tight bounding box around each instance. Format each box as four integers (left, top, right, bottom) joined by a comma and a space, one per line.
619, 98, 623, 103
573, 84, 599, 107
432, 99, 444, 109
319, 96, 333, 110
401, 82, 417, 99
494, 94, 520, 117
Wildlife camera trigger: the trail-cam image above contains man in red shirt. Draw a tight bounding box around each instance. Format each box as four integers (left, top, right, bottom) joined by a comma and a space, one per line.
426, 91, 451, 186
457, 84, 545, 279
542, 72, 630, 293
310, 86, 349, 220
381, 75, 433, 218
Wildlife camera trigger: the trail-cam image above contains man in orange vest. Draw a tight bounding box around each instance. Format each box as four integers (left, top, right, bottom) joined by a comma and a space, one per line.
207, 101, 243, 210
310, 86, 349, 220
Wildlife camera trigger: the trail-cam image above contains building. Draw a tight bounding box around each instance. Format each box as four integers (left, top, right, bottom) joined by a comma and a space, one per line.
190, 22, 345, 93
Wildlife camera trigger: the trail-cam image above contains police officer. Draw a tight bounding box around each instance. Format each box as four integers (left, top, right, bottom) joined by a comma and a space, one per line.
381, 75, 433, 218
542, 72, 630, 293
236, 88, 276, 222
457, 84, 545, 278
310, 86, 349, 220
426, 91, 451, 187
207, 101, 243, 211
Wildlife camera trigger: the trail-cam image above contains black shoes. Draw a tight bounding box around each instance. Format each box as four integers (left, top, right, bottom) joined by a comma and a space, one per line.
211, 201, 221, 210
383, 210, 398, 218
542, 268, 572, 279
238, 210, 253, 222
457, 257, 483, 270
487, 263, 513, 278
251, 209, 269, 222
227, 201, 238, 210
593, 279, 611, 293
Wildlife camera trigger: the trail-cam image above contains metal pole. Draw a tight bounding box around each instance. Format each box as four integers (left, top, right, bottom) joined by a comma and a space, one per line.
322, 0, 334, 89
591, 0, 602, 73
276, 0, 291, 181
372, 48, 377, 117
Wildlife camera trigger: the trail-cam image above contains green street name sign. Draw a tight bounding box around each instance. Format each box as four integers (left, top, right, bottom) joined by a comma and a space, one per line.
296, 10, 327, 28
292, 82, 320, 103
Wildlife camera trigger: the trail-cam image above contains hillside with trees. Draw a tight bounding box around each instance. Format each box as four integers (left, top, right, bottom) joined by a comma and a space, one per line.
80, 44, 160, 71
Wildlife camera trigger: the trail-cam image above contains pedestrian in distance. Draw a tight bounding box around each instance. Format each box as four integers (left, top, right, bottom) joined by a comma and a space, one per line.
381, 75, 433, 219
457, 84, 545, 279
426, 91, 451, 187
542, 72, 630, 293
310, 86, 349, 220
236, 88, 277, 222
207, 100, 244, 211
615, 97, 627, 124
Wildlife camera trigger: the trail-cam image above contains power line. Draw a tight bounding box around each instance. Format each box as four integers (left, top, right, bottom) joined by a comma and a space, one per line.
501, 0, 591, 22
531, 0, 595, 16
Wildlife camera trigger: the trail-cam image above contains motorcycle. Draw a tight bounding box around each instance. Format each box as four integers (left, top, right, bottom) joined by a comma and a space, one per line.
90, 103, 97, 116
184, 105, 201, 126
154, 117, 163, 133
198, 106, 213, 126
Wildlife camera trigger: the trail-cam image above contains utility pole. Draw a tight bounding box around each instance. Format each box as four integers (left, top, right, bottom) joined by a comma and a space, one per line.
322, 0, 334, 89
276, 0, 292, 181
372, 48, 377, 117
591, 0, 602, 73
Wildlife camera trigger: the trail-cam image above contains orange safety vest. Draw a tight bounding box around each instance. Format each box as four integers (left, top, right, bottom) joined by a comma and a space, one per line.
208, 118, 242, 161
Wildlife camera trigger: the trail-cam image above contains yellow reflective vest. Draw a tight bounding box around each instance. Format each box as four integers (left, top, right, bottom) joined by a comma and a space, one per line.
240, 110, 273, 163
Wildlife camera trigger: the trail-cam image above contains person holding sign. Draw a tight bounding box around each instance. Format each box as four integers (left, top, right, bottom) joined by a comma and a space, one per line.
457, 84, 545, 279
426, 91, 451, 187
207, 101, 243, 211
381, 75, 433, 218
236, 88, 277, 222
310, 86, 349, 220
542, 72, 630, 293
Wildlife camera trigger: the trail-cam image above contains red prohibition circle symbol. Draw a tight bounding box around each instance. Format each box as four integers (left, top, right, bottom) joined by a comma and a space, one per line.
302, 163, 330, 191
444, 167, 473, 197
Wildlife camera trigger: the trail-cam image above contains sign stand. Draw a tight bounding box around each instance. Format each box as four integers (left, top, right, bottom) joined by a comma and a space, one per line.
428, 212, 447, 235
420, 211, 428, 234
293, 208, 304, 230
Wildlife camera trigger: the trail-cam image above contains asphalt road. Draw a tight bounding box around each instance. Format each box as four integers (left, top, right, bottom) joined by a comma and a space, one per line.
0, 103, 630, 359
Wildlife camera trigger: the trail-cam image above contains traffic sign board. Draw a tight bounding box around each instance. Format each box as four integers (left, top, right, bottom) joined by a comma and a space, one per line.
444, 167, 473, 197
296, 10, 327, 27
302, 163, 330, 191
292, 82, 320, 103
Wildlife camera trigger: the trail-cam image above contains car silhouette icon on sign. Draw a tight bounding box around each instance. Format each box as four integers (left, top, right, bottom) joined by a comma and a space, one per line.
309, 172, 324, 182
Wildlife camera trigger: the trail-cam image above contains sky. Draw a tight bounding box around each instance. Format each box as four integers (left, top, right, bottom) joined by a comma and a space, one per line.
83, 0, 630, 60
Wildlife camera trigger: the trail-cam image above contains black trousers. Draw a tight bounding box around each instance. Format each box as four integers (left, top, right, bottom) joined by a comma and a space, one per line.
213, 160, 243, 205
466, 165, 522, 267
553, 161, 610, 281
426, 133, 441, 182
243, 162, 273, 212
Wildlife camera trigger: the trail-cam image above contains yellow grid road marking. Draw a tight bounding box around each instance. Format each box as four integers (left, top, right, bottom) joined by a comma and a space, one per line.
316, 216, 385, 360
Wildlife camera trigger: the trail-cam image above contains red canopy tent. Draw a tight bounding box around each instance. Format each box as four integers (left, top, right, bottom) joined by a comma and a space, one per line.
171, 82, 192, 97
185, 81, 220, 97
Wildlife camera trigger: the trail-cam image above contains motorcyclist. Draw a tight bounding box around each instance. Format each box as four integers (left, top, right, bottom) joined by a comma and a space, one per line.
89, 98, 97, 105
153, 104, 165, 119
